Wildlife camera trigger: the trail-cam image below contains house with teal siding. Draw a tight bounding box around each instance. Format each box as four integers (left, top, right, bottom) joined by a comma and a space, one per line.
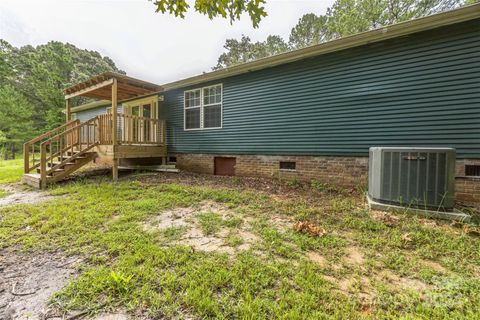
23, 4, 479, 205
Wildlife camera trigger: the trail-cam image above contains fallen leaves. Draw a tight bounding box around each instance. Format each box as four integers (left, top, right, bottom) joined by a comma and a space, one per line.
293, 221, 326, 237
463, 225, 480, 237
450, 221, 480, 237
370, 210, 399, 227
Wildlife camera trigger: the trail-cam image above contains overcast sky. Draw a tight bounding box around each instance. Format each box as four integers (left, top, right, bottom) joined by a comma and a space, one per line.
0, 0, 335, 84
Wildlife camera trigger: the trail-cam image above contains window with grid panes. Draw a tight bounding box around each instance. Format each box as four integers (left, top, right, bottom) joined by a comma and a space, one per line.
184, 84, 222, 130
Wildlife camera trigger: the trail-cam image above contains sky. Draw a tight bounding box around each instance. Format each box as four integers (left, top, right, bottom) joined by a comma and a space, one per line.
0, 0, 335, 84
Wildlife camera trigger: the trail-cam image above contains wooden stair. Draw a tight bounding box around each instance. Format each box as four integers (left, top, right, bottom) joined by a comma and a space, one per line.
23, 151, 97, 188
23, 117, 100, 189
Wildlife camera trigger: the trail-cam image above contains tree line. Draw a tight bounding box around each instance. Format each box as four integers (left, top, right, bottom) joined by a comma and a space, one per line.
0, 41, 124, 157
213, 0, 476, 69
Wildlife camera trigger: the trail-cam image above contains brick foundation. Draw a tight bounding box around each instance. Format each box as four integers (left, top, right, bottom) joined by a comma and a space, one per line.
171, 153, 480, 206
172, 153, 369, 188
455, 177, 480, 207
454, 159, 480, 207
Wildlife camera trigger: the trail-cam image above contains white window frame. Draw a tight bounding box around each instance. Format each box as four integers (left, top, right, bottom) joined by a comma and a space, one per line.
184, 83, 223, 131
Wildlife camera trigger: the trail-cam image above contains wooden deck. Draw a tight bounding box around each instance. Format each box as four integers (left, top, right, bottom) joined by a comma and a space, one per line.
23, 113, 167, 188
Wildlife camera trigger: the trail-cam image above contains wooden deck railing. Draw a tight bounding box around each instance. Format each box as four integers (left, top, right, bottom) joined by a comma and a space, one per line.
23, 119, 80, 174
98, 113, 165, 145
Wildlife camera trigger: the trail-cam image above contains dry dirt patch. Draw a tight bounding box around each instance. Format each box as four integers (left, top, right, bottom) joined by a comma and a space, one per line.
144, 201, 260, 255
0, 184, 58, 207
307, 251, 327, 267
376, 269, 428, 289
421, 259, 447, 273
90, 313, 129, 320
0, 250, 80, 320
344, 246, 365, 266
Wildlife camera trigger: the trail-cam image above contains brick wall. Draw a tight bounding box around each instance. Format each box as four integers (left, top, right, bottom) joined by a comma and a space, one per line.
172, 153, 214, 175
454, 159, 480, 207
172, 153, 368, 188
455, 177, 480, 206
171, 153, 480, 206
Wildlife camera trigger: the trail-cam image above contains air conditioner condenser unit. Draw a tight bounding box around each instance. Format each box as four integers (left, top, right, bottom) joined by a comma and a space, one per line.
368, 147, 456, 210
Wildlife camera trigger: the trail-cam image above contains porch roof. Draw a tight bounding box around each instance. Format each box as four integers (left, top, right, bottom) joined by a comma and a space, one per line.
63, 72, 162, 101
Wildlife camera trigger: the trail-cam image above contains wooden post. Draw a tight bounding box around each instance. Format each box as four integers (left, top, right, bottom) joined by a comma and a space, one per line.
113, 158, 119, 181
66, 98, 72, 122
111, 78, 118, 181
23, 143, 29, 173
112, 79, 118, 146
40, 143, 47, 189
163, 120, 167, 166
65, 99, 72, 147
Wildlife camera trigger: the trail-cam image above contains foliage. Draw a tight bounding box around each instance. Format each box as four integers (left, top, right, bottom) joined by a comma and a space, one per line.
0, 40, 124, 149
214, 0, 470, 68
289, 13, 329, 50
108, 271, 134, 294
0, 85, 36, 142
325, 0, 465, 38
213, 34, 288, 70
150, 0, 268, 28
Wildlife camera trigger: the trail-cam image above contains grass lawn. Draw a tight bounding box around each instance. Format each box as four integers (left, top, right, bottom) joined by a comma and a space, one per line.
0, 160, 479, 319
0, 158, 24, 184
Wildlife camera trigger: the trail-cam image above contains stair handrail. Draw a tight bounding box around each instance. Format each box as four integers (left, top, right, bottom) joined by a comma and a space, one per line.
24, 119, 80, 174
39, 117, 100, 188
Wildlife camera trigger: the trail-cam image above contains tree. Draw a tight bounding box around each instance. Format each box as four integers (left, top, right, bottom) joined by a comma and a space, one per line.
288, 14, 329, 50
0, 40, 14, 86
256, 35, 289, 59
0, 85, 36, 143
326, 0, 465, 38
213, 34, 288, 70
150, 0, 268, 28
0, 40, 125, 143
214, 0, 471, 69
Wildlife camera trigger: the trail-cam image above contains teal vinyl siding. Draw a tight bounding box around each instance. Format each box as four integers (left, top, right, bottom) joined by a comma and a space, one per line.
73, 105, 120, 122
164, 20, 480, 159
74, 106, 106, 122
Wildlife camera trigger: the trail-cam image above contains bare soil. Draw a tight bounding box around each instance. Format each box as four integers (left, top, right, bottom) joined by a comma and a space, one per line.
0, 249, 80, 320
306, 251, 327, 267
344, 246, 365, 266
0, 184, 58, 208
144, 201, 260, 255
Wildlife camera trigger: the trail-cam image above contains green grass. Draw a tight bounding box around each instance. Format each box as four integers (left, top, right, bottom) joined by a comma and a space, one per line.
0, 174, 479, 319
0, 188, 9, 198
0, 158, 24, 184
197, 211, 223, 235
225, 233, 244, 247
161, 226, 188, 241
